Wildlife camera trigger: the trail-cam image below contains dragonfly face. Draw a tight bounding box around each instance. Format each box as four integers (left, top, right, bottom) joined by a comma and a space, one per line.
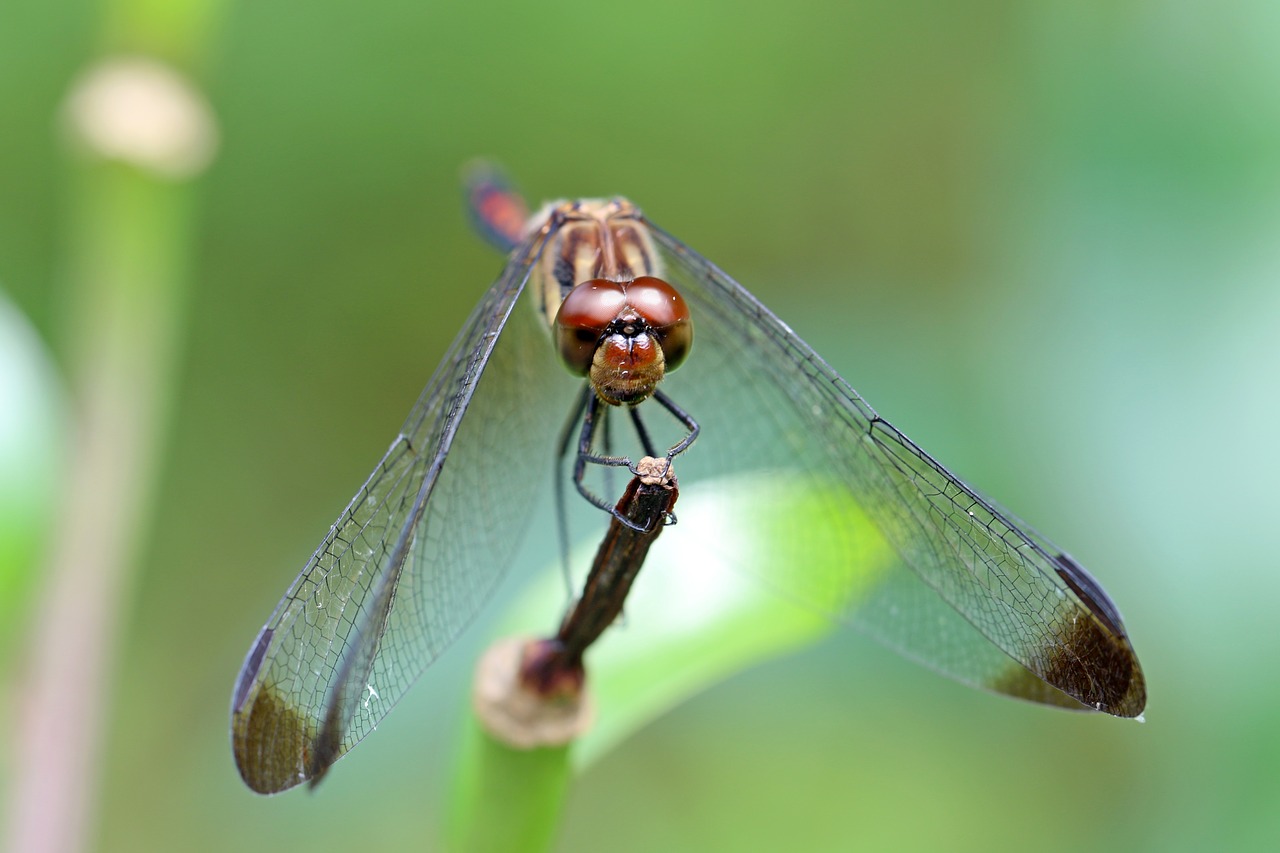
230, 179, 1146, 795
554, 275, 691, 405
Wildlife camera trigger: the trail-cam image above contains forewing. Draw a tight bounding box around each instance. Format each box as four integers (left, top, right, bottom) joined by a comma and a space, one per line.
230, 230, 576, 793
646, 220, 1145, 717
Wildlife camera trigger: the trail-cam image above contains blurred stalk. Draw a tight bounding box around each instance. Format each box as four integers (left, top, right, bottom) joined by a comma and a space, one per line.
2, 2, 222, 850
447, 717, 572, 853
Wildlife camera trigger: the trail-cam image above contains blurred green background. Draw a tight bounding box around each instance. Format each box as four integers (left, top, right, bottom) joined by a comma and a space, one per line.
3, 0, 1279, 850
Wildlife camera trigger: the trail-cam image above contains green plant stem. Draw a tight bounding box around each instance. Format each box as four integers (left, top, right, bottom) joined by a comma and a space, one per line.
447, 716, 573, 853
3, 130, 199, 853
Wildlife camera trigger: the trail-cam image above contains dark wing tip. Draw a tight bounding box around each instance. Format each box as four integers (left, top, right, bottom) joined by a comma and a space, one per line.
231, 680, 316, 795
1043, 611, 1146, 717
988, 554, 1146, 717
1045, 552, 1146, 716
987, 620, 1146, 717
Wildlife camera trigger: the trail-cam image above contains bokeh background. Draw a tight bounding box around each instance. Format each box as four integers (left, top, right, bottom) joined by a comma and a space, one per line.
3, 0, 1279, 850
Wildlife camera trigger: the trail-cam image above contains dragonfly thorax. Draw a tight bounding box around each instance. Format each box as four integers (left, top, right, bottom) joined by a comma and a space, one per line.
531, 198, 659, 321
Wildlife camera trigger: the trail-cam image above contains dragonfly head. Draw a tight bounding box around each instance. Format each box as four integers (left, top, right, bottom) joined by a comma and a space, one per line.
554, 276, 692, 405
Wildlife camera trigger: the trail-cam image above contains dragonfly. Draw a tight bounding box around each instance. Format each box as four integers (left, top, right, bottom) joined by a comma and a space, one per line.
231, 171, 1146, 795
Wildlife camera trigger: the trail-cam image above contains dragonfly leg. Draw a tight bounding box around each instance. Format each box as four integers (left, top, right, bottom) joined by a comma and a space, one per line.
572, 394, 655, 532
652, 389, 700, 460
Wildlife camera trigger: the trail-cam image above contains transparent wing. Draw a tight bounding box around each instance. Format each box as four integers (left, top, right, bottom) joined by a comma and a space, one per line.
645, 219, 1145, 717
230, 228, 578, 793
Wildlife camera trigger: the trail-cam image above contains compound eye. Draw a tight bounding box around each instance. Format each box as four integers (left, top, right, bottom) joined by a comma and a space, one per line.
554, 279, 626, 375
628, 276, 693, 371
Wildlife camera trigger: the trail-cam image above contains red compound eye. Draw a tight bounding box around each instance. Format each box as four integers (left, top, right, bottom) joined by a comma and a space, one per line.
626, 276, 692, 372
554, 280, 628, 376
